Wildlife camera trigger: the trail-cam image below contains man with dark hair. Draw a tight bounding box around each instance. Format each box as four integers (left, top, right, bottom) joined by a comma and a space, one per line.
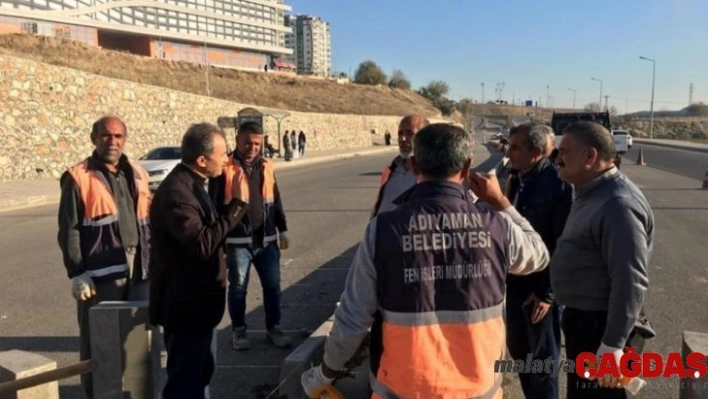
552, 121, 653, 398
57, 115, 151, 399
504, 123, 573, 399
301, 123, 550, 398
209, 121, 292, 351
149, 122, 249, 399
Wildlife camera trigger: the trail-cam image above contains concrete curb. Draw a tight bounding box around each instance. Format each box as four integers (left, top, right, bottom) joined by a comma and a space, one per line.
274, 146, 396, 171
279, 314, 335, 398
0, 194, 60, 214
634, 139, 708, 154
0, 146, 397, 214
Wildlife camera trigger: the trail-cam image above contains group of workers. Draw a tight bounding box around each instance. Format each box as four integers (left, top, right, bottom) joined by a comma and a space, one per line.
56, 112, 653, 399
58, 117, 292, 399
300, 114, 654, 399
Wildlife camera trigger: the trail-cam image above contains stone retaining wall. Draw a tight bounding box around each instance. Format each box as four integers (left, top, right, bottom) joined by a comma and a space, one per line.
0, 55, 420, 181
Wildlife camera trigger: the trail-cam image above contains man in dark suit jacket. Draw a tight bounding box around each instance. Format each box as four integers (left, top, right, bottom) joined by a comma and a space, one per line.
149, 122, 248, 399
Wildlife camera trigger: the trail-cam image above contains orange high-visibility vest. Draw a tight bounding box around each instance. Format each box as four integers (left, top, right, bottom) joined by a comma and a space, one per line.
222, 156, 278, 246
66, 158, 151, 281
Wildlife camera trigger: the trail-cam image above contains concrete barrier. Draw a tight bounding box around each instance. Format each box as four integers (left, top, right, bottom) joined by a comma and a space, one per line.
89, 301, 153, 399
278, 314, 335, 398
679, 331, 708, 399
0, 350, 59, 399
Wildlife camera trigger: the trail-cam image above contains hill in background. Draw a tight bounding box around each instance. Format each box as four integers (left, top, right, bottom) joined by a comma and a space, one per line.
0, 34, 442, 117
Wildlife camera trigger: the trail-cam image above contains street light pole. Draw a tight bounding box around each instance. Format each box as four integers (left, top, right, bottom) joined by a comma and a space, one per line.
591, 77, 603, 111
567, 87, 576, 109
639, 56, 656, 139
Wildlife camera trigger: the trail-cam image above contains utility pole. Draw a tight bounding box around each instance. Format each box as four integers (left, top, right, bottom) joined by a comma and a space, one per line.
604, 95, 609, 113
591, 77, 603, 111
639, 56, 656, 139
481, 82, 485, 103
204, 40, 210, 97
689, 82, 694, 105
567, 88, 576, 109
546, 84, 550, 109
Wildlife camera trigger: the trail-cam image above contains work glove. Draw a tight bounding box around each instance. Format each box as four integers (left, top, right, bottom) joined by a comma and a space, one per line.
279, 231, 291, 250
71, 272, 96, 301
593, 342, 625, 388
301, 364, 341, 399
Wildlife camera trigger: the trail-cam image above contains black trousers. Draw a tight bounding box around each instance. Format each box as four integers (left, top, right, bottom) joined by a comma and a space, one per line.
562, 307, 627, 399
162, 327, 215, 399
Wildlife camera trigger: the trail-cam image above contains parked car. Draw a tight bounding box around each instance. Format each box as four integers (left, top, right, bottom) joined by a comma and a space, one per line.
612, 130, 633, 148
138, 146, 181, 192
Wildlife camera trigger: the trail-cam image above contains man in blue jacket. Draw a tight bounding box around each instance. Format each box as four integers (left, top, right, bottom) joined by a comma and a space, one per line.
504, 123, 573, 399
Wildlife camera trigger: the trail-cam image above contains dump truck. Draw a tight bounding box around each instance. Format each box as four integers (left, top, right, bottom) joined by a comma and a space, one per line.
551, 111, 627, 153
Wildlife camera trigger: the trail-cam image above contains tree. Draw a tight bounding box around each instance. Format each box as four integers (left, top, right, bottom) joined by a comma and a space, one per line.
609, 105, 619, 116
388, 69, 411, 90
418, 80, 450, 101
584, 102, 601, 112
686, 102, 708, 116
353, 60, 387, 85
456, 98, 475, 130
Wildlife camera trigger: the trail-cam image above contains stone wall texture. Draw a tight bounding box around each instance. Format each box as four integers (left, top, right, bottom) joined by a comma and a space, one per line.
0, 54, 430, 182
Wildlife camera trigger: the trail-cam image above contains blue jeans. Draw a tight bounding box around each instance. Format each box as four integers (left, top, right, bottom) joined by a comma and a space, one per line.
226, 243, 282, 330
506, 297, 562, 399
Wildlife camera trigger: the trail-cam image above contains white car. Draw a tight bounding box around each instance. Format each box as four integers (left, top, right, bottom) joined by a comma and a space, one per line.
138, 146, 181, 192
612, 130, 633, 148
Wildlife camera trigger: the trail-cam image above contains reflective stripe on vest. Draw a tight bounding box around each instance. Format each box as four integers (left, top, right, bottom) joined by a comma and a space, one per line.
373, 305, 506, 398
67, 159, 151, 281
371, 183, 511, 398
222, 156, 277, 245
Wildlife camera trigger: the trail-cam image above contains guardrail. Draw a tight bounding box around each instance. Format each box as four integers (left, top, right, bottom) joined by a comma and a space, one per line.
0, 359, 95, 396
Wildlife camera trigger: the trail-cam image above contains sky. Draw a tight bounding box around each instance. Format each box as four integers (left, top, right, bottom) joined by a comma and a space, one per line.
286, 0, 707, 113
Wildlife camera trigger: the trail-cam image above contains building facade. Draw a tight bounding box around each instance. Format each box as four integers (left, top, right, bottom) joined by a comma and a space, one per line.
0, 0, 296, 71
284, 14, 331, 77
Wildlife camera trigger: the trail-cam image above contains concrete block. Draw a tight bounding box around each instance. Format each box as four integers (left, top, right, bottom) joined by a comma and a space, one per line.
89, 301, 153, 399
679, 331, 708, 399
0, 349, 58, 399
279, 314, 335, 399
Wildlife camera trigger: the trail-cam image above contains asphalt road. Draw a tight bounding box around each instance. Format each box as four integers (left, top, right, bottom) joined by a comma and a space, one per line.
3, 141, 704, 399
624, 143, 708, 181
0, 143, 497, 399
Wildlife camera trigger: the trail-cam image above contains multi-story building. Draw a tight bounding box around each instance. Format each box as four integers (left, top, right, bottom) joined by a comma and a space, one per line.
0, 0, 296, 71
284, 14, 331, 77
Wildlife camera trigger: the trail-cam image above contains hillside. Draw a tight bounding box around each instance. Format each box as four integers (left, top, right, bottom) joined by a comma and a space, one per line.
0, 34, 440, 117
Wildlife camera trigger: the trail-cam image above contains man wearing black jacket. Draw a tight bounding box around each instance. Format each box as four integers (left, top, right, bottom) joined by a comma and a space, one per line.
504, 123, 573, 399
149, 123, 248, 399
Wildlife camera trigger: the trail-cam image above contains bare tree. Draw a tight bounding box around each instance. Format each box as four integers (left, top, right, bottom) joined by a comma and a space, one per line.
388, 69, 411, 90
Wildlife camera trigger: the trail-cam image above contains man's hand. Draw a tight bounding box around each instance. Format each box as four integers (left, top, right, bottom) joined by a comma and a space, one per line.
279, 231, 291, 250
587, 343, 625, 388
301, 364, 342, 399
231, 173, 248, 203
467, 172, 511, 211
523, 293, 551, 324
217, 252, 228, 288
71, 272, 96, 301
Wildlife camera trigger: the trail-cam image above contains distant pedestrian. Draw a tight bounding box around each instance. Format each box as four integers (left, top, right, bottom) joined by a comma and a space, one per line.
552, 121, 653, 398
298, 130, 306, 157
291, 131, 297, 159
57, 116, 151, 399
282, 131, 291, 161
149, 123, 249, 399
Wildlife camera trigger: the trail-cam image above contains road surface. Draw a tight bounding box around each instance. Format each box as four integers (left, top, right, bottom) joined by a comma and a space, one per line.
624, 143, 708, 181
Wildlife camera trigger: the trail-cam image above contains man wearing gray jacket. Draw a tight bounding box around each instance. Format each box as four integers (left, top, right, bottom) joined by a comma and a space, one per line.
552, 121, 653, 398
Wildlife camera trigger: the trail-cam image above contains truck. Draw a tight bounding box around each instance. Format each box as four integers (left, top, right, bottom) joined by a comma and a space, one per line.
550, 111, 627, 153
